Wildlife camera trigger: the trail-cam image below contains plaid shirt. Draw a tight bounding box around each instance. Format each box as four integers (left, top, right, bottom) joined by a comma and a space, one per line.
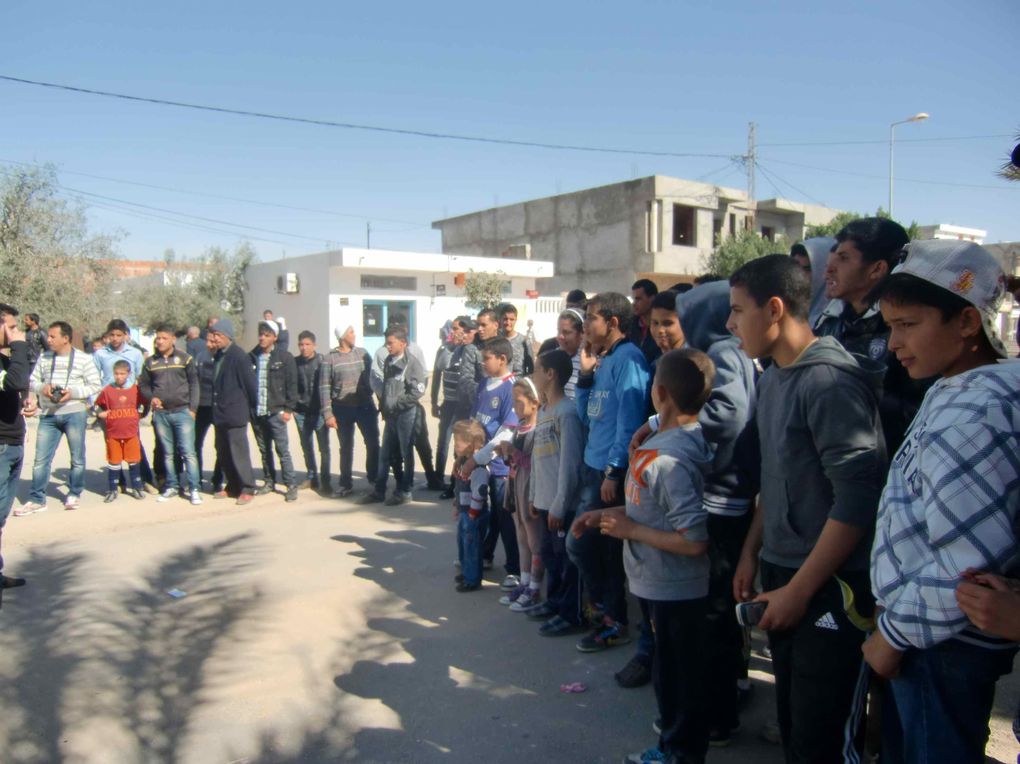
872, 362, 1020, 651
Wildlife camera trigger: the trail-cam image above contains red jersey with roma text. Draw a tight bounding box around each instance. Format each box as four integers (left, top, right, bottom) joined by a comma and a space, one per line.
95, 383, 146, 440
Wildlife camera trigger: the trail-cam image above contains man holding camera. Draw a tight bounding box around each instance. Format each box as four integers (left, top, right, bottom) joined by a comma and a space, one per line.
0, 304, 30, 597
18, 321, 102, 513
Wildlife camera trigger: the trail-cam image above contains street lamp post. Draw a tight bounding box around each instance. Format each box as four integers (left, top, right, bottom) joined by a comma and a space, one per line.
889, 112, 929, 219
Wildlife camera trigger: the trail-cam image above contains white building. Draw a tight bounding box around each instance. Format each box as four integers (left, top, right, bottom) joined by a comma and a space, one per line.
242, 248, 558, 367
915, 223, 987, 245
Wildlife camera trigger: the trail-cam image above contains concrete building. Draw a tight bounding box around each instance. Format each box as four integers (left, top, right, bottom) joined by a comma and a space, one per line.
242, 247, 557, 367
432, 175, 842, 294
916, 223, 987, 245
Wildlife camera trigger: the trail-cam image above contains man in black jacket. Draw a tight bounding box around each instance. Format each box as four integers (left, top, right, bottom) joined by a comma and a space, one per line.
250, 319, 299, 501
139, 324, 202, 505
294, 330, 330, 494
359, 326, 426, 506
0, 305, 29, 599
209, 318, 258, 505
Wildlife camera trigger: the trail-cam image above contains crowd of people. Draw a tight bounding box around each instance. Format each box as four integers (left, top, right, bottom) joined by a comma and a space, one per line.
0, 217, 1018, 763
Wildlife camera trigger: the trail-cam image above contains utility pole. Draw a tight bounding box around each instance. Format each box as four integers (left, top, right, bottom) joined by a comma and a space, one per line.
746, 122, 756, 228
366, 221, 371, 249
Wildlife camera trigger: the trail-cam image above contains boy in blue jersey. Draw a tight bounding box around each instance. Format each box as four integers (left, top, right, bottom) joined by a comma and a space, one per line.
566, 292, 651, 652
461, 337, 520, 589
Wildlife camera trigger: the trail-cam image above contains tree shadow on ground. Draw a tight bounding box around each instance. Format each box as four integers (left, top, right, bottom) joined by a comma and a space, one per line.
0, 533, 264, 764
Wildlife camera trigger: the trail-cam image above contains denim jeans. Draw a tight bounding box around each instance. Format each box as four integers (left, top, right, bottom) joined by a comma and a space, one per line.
565, 463, 628, 624
0, 443, 24, 573
333, 403, 380, 490
481, 475, 520, 576
30, 410, 86, 502
458, 507, 489, 586
252, 413, 296, 488
294, 411, 330, 485
884, 639, 1017, 764
539, 510, 581, 624
152, 409, 200, 492
375, 407, 416, 495
434, 401, 458, 487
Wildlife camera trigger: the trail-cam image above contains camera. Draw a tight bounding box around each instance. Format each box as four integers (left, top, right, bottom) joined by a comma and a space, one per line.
49, 386, 66, 403
735, 600, 768, 628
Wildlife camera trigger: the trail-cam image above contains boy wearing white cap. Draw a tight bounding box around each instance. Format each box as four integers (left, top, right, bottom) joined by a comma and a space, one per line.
863, 239, 1020, 763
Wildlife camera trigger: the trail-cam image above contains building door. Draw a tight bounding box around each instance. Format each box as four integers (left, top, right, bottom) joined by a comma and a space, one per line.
362, 300, 415, 356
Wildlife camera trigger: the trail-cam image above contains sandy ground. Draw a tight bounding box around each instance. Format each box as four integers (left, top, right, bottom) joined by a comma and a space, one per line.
0, 416, 1016, 763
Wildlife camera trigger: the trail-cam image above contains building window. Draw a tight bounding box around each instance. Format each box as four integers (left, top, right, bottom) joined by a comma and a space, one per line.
760, 226, 775, 242
672, 204, 696, 247
729, 214, 736, 237
360, 274, 417, 291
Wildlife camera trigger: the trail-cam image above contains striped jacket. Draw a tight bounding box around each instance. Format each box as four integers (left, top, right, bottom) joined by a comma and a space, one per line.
871, 361, 1020, 651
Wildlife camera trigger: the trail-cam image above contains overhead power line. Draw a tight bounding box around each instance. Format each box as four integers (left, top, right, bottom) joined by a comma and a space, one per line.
0, 74, 734, 160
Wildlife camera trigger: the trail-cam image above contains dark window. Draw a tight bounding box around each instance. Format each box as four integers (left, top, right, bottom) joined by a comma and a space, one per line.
713, 217, 723, 245
728, 214, 736, 237
360, 274, 417, 291
761, 226, 775, 242
672, 204, 696, 246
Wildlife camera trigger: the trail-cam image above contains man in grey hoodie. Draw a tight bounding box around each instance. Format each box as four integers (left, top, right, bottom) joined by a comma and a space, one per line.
727, 255, 886, 764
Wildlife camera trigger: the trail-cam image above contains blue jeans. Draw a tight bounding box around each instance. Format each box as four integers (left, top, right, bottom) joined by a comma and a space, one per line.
884, 639, 1017, 764
294, 411, 330, 485
252, 413, 297, 488
30, 411, 86, 502
376, 408, 416, 495
0, 443, 24, 573
566, 463, 628, 624
152, 409, 200, 492
458, 507, 489, 586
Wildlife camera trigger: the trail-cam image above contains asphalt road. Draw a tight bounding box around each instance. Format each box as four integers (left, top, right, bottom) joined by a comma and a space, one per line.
0, 419, 1016, 763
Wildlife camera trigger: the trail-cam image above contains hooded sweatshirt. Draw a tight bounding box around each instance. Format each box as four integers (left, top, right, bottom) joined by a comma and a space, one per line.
623, 423, 715, 601
756, 336, 886, 573
677, 281, 758, 516
872, 361, 1020, 652
802, 236, 836, 327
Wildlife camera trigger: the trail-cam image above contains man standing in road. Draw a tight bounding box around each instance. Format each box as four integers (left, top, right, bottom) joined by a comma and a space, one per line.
209, 319, 258, 505
0, 305, 29, 597
249, 319, 299, 502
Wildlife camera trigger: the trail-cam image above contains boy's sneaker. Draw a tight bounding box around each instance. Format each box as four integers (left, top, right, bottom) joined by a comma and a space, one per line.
156, 488, 177, 503
127, 488, 145, 501
526, 602, 556, 620
709, 723, 739, 747
499, 574, 521, 592
14, 502, 46, 517
509, 590, 542, 613
63, 495, 80, 511
104, 491, 118, 503
189, 490, 203, 506
285, 486, 299, 502
456, 581, 481, 593
576, 617, 631, 653
623, 747, 667, 763
583, 602, 606, 625
384, 491, 411, 506
498, 584, 528, 606
539, 615, 583, 637
615, 655, 652, 688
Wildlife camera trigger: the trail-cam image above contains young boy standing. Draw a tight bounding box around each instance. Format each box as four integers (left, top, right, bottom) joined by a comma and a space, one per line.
95, 360, 147, 502
727, 255, 886, 764
862, 240, 1019, 764
499, 303, 534, 376
584, 348, 716, 763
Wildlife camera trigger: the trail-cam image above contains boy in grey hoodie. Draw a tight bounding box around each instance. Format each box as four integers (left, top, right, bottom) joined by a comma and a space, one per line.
589, 348, 716, 764
727, 255, 886, 764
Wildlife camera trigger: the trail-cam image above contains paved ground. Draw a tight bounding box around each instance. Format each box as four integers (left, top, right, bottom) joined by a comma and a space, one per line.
0, 418, 1016, 763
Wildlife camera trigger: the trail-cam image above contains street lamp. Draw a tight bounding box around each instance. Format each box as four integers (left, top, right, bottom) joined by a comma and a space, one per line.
889, 112, 929, 219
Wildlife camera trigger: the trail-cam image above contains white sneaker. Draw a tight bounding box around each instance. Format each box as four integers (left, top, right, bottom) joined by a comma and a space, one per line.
156, 489, 176, 503
510, 590, 543, 613
14, 501, 46, 517
63, 496, 80, 511
189, 490, 203, 506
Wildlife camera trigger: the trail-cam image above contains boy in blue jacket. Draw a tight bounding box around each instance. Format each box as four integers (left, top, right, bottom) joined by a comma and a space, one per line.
567, 291, 650, 652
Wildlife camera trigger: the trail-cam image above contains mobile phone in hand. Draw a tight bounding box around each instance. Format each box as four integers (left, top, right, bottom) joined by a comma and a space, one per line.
735, 600, 768, 628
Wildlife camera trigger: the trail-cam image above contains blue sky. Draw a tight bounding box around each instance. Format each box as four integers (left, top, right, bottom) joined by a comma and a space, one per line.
1, 0, 1017, 262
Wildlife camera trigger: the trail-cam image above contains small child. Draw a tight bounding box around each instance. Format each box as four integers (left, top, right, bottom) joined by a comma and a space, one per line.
95, 359, 147, 502
577, 348, 717, 763
451, 419, 490, 593
499, 377, 545, 612
530, 349, 586, 636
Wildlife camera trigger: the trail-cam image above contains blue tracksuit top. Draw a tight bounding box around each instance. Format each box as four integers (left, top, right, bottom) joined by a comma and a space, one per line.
576, 338, 650, 474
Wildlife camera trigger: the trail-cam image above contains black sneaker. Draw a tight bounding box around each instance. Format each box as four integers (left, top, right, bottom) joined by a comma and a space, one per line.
456, 581, 481, 593
576, 618, 631, 653
356, 492, 385, 505
709, 724, 739, 747
439, 488, 455, 500
285, 486, 299, 502
1, 575, 26, 589
127, 488, 145, 501
614, 655, 652, 688
103, 490, 119, 503
254, 483, 274, 496
525, 602, 556, 620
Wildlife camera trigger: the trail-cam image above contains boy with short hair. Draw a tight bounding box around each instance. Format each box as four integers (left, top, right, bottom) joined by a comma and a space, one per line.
464, 336, 520, 589
862, 240, 1020, 763
498, 303, 534, 376
95, 359, 147, 502
568, 291, 651, 652
727, 255, 886, 763
359, 326, 426, 506
294, 330, 330, 494
581, 348, 716, 763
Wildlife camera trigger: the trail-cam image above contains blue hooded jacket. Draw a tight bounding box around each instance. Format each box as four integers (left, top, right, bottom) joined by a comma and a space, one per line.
677, 281, 758, 516
576, 338, 650, 476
